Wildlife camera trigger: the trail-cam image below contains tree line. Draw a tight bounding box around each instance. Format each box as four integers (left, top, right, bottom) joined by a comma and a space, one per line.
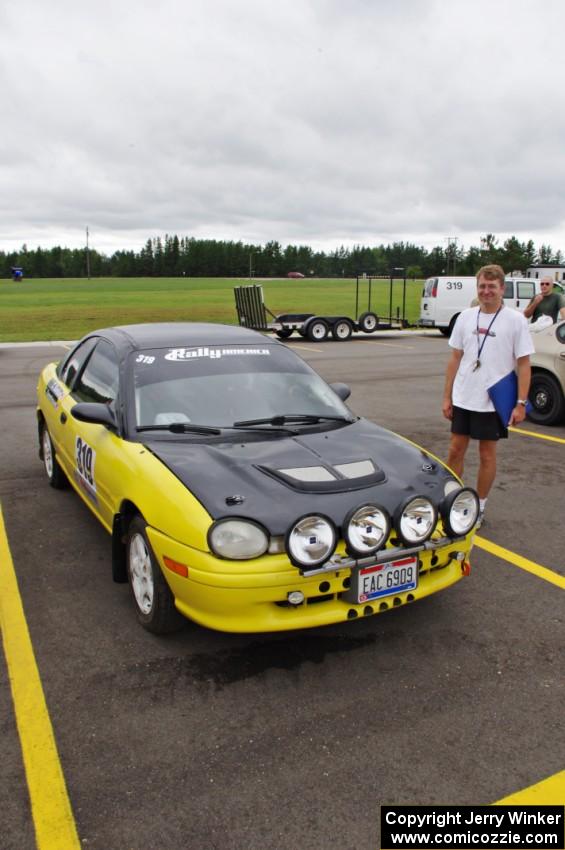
1, 233, 562, 279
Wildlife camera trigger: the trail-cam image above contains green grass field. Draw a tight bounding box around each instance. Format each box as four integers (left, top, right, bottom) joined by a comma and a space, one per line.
0, 277, 423, 342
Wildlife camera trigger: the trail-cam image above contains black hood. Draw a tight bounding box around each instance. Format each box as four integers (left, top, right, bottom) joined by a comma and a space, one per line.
144, 420, 453, 535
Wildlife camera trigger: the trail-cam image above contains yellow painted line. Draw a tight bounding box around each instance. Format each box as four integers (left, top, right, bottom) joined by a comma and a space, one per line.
495, 769, 565, 805
0, 506, 81, 850
362, 340, 414, 349
475, 535, 565, 589
509, 425, 565, 445
288, 343, 325, 353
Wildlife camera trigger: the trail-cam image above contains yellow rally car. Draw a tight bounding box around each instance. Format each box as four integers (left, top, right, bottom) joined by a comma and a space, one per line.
37, 323, 479, 634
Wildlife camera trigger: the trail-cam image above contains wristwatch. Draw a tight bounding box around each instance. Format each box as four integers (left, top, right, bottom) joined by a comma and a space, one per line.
517, 399, 527, 406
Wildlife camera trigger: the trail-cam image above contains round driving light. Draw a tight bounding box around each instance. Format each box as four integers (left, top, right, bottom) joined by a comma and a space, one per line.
441, 487, 479, 537
208, 519, 268, 560
287, 591, 305, 606
286, 515, 337, 568
345, 504, 390, 556
444, 478, 462, 496
395, 496, 437, 545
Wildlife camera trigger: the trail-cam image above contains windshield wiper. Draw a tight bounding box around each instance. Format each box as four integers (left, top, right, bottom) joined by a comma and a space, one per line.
137, 423, 222, 435
232, 414, 353, 428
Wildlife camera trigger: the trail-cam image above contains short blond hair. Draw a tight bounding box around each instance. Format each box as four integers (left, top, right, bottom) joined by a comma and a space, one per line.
476, 264, 505, 285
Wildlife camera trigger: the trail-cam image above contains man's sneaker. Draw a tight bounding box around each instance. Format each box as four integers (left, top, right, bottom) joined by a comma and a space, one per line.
476, 510, 485, 529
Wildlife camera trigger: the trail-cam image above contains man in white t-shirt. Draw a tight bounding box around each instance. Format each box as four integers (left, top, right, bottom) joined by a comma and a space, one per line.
442, 264, 534, 525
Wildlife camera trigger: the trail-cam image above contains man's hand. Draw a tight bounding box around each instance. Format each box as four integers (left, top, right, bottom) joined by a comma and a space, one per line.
509, 404, 527, 426
442, 399, 453, 420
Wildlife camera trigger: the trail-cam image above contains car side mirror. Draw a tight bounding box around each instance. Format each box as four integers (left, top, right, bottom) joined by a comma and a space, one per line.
71, 402, 117, 429
330, 382, 351, 401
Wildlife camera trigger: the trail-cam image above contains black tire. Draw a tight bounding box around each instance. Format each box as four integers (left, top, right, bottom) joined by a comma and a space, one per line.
126, 515, 184, 634
306, 318, 329, 342
357, 311, 378, 333
444, 314, 459, 337
331, 319, 354, 341
527, 372, 565, 425
275, 328, 293, 339
40, 423, 68, 489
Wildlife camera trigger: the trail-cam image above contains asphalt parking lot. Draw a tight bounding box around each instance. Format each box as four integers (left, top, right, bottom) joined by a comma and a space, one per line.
0, 333, 563, 850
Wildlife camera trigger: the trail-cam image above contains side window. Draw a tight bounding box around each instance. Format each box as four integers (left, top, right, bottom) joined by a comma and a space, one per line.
58, 338, 98, 388
517, 282, 535, 300
503, 281, 514, 299
73, 340, 120, 404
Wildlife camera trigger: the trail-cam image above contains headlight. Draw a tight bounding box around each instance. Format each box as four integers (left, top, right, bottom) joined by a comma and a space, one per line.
444, 478, 462, 496
344, 504, 390, 556
286, 515, 336, 568
208, 519, 269, 560
394, 496, 437, 545
441, 487, 479, 537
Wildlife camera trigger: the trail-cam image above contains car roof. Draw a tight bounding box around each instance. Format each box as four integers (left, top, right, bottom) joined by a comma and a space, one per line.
91, 322, 277, 353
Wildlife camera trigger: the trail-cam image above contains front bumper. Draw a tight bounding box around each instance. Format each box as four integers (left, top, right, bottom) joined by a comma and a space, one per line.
146, 526, 475, 633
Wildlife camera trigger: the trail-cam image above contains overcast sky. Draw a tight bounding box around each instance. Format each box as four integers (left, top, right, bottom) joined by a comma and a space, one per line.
2, 0, 565, 257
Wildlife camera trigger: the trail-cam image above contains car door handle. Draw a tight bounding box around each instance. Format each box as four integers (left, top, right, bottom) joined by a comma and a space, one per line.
60, 412, 67, 424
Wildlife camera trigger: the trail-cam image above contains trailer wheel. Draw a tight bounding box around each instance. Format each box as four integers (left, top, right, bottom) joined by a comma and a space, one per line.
332, 319, 353, 341
275, 328, 293, 339
358, 311, 378, 333
306, 318, 329, 342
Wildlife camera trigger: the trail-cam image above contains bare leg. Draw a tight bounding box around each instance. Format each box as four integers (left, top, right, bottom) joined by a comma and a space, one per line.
447, 433, 470, 479
477, 440, 498, 499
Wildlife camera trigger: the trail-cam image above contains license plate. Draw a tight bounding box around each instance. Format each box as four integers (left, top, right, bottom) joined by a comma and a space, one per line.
355, 556, 418, 603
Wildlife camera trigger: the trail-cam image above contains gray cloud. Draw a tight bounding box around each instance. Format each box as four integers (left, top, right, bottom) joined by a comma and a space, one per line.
2, 0, 565, 255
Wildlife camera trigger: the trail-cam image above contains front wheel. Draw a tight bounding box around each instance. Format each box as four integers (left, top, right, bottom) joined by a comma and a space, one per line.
275, 328, 293, 339
528, 373, 565, 425
41, 423, 68, 489
126, 516, 184, 633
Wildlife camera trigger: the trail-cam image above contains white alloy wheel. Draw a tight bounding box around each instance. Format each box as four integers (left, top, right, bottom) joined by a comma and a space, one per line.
42, 427, 54, 479
128, 532, 154, 615
41, 424, 67, 489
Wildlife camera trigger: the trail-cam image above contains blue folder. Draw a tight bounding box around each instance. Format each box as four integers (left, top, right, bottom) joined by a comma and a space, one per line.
488, 371, 532, 426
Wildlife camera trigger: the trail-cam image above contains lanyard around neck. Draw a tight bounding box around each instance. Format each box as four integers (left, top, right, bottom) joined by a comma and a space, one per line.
474, 306, 502, 369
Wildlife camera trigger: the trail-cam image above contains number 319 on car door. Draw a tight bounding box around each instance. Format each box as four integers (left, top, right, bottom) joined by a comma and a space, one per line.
75, 436, 97, 502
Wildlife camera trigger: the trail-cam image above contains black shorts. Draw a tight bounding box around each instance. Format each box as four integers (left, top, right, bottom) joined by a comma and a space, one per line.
451, 406, 508, 441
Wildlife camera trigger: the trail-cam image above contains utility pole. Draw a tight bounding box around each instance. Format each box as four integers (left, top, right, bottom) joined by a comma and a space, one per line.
86, 226, 91, 280
444, 236, 458, 274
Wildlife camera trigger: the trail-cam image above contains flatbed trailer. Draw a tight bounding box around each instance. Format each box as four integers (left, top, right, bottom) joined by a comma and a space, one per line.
234, 275, 410, 342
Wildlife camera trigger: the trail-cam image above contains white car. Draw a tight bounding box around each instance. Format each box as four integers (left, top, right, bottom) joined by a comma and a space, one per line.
528, 320, 565, 425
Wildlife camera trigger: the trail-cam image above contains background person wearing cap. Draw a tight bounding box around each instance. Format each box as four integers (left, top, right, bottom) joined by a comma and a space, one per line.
523, 276, 565, 323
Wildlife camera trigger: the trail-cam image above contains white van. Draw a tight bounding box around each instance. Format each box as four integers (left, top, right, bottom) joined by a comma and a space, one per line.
419, 276, 546, 336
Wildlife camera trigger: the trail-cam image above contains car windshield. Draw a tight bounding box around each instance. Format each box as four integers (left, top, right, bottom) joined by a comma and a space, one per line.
130, 343, 352, 429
